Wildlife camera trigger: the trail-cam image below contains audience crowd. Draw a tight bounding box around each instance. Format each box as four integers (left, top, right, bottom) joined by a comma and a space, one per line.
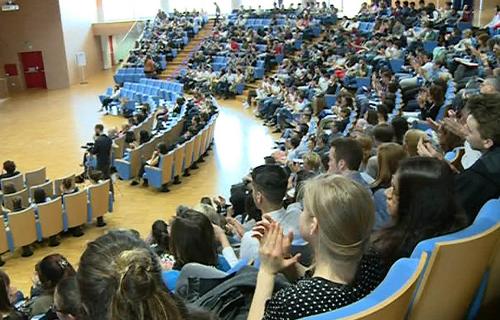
1, 1, 499, 320
123, 10, 207, 76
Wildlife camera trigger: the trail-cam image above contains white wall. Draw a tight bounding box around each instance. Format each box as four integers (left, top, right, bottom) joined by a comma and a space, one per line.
59, 0, 102, 85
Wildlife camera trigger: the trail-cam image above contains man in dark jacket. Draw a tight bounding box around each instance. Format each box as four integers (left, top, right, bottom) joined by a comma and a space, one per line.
89, 124, 113, 227
455, 94, 500, 223
90, 124, 113, 179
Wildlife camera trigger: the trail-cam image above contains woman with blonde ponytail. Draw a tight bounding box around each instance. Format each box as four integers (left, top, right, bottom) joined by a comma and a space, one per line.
249, 175, 384, 320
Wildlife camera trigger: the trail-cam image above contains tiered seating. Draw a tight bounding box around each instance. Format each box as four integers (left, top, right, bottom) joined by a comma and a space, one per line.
113, 67, 146, 84
0, 170, 114, 262
299, 199, 500, 319
99, 79, 184, 115
143, 114, 217, 190
113, 104, 187, 180
113, 96, 218, 191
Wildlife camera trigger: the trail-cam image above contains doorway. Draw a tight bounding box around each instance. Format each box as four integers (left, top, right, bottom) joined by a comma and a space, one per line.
19, 51, 47, 89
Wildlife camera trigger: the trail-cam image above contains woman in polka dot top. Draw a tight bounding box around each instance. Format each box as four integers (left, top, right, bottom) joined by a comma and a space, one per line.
248, 174, 384, 320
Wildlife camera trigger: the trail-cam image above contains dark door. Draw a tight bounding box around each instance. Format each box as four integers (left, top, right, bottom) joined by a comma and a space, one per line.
19, 51, 47, 89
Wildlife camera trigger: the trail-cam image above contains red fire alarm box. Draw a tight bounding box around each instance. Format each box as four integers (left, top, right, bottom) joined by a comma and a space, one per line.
4, 64, 18, 76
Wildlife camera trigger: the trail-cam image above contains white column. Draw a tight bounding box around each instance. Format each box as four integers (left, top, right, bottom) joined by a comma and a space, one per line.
100, 36, 112, 69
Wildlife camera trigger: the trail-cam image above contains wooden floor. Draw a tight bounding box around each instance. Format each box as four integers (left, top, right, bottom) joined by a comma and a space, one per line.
0, 70, 274, 293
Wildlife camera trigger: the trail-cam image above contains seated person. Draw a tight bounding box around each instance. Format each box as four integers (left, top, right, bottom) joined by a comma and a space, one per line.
53, 276, 82, 320
0, 270, 25, 319
372, 157, 467, 271
239, 165, 301, 262
77, 230, 211, 319
130, 143, 170, 189
0, 161, 20, 190
248, 175, 384, 319
25, 254, 76, 318
33, 189, 60, 247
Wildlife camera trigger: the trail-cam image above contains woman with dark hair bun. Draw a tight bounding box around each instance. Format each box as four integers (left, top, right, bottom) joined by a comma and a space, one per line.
372, 157, 468, 270
27, 254, 76, 318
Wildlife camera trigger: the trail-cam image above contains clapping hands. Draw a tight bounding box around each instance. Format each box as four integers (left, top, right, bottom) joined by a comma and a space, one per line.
252, 215, 300, 275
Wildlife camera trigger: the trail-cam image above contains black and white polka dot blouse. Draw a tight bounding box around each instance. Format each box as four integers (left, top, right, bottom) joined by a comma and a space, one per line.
263, 254, 384, 320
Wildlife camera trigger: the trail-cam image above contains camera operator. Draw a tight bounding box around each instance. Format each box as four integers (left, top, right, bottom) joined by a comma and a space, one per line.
89, 124, 113, 180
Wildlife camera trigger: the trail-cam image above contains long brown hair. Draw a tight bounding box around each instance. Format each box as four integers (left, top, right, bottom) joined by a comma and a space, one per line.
371, 143, 407, 190
169, 210, 218, 270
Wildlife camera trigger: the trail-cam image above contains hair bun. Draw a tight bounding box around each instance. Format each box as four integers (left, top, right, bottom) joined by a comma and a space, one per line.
115, 249, 157, 302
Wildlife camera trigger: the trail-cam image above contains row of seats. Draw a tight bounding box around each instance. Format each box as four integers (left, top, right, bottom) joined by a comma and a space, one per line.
114, 109, 187, 180
304, 198, 500, 319
113, 67, 146, 84
1, 181, 112, 256
99, 79, 184, 115
0, 167, 48, 196
144, 117, 217, 189
114, 109, 218, 191
139, 78, 184, 93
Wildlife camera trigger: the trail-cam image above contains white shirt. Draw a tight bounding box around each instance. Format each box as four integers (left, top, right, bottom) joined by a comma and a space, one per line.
461, 141, 482, 170
239, 207, 302, 261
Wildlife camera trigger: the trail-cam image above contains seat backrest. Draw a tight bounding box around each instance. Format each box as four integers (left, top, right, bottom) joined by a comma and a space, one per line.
0, 219, 8, 254
160, 152, 175, 184
128, 145, 144, 178
173, 144, 186, 177
0, 173, 24, 192
7, 207, 37, 248
184, 138, 195, 168
88, 180, 110, 219
408, 223, 500, 320
3, 188, 30, 211
475, 231, 500, 319
304, 253, 427, 320
54, 174, 76, 196
200, 127, 209, 154
471, 200, 500, 319
192, 133, 202, 162
37, 197, 64, 238
113, 135, 126, 160
25, 167, 46, 188
207, 120, 216, 146
141, 139, 157, 161
63, 189, 88, 228
29, 180, 54, 200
